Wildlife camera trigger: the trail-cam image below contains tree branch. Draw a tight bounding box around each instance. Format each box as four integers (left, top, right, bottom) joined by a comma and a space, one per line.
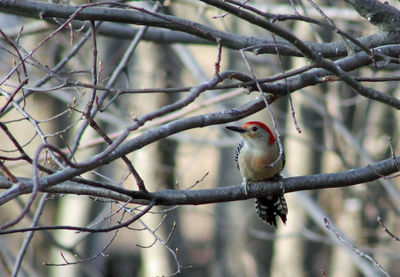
0, 0, 399, 58
0, 154, 399, 206
344, 0, 400, 33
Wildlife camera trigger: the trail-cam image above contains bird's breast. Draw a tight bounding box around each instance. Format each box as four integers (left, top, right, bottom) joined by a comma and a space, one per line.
238, 146, 282, 181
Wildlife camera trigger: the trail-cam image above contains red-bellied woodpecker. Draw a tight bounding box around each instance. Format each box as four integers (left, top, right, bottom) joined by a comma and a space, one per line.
226, 121, 287, 227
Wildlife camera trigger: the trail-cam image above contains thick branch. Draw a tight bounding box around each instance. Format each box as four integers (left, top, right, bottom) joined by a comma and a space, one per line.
0, 0, 284, 54
344, 0, 400, 32
1, 155, 399, 206
0, 0, 398, 58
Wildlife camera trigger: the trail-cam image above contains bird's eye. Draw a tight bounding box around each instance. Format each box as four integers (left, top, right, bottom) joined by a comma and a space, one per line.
250, 126, 259, 132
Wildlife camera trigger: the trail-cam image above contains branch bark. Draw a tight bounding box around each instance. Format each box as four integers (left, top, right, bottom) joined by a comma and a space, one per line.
0, 0, 399, 58
1, 154, 399, 206
344, 0, 400, 32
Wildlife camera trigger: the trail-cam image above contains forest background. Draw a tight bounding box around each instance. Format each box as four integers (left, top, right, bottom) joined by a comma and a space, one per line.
1, 0, 400, 276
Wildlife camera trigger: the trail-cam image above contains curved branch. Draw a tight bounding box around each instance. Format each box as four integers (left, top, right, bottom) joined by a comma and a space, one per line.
0, 200, 156, 235
0, 0, 284, 54
0, 0, 398, 58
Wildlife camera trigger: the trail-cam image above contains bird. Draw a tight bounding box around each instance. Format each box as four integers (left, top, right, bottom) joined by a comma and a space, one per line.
225, 121, 287, 227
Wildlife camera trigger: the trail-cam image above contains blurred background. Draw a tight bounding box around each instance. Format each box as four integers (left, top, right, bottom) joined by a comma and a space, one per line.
1, 0, 400, 276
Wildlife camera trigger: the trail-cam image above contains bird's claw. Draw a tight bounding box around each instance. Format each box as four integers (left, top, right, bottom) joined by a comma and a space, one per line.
242, 178, 249, 197
279, 180, 286, 194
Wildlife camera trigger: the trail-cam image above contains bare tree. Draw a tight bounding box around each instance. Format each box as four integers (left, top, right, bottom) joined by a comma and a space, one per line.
1, 0, 400, 276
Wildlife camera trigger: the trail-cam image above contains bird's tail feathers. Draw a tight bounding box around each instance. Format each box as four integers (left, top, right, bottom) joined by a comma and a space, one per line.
255, 195, 288, 227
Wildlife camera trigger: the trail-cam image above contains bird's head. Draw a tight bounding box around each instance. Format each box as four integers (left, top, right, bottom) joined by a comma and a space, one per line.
226, 121, 276, 145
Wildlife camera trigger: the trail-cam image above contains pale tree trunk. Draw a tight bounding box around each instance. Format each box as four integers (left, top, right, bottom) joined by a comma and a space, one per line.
14, 32, 96, 277
155, 43, 194, 276
48, 196, 92, 277
329, 201, 361, 277
129, 43, 173, 277
133, 143, 172, 276
271, 119, 307, 277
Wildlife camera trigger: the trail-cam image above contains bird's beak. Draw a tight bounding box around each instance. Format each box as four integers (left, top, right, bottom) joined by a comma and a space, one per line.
225, 125, 247, 133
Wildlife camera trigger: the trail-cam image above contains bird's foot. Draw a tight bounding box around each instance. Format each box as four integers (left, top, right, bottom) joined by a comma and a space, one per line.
279, 179, 285, 194
242, 178, 249, 197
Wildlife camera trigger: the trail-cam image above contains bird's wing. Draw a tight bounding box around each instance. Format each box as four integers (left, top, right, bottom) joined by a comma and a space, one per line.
235, 140, 244, 171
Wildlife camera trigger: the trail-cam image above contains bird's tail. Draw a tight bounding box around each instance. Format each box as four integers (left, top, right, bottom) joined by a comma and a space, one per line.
255, 195, 288, 227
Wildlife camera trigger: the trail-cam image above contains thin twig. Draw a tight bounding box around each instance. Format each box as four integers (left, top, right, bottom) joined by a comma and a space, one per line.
239, 49, 284, 168
324, 218, 390, 277
377, 216, 400, 242
0, 200, 155, 234
271, 33, 301, 134
214, 38, 223, 77
11, 194, 48, 276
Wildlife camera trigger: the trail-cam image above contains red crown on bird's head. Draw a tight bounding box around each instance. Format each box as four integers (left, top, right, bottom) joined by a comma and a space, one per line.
241, 121, 276, 145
